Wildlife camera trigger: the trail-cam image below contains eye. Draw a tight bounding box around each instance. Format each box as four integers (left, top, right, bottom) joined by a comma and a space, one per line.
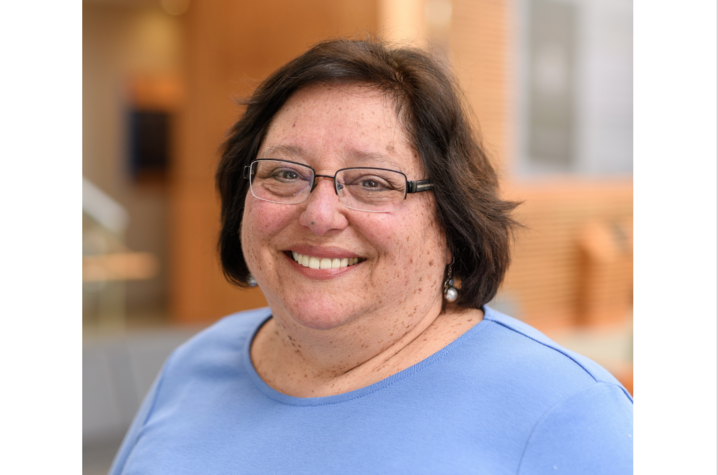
338, 169, 406, 195
268, 166, 310, 183
355, 175, 395, 191
274, 169, 299, 181
359, 178, 382, 189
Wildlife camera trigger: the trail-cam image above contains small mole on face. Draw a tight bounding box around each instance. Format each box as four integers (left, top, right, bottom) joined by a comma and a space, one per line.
311, 221, 315, 225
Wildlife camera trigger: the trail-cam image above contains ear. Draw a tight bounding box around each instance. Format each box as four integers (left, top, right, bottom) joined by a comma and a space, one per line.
445, 248, 453, 266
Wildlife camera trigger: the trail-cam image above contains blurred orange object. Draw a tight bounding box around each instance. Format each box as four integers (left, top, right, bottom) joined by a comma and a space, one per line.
83, 252, 160, 282
128, 74, 185, 111
577, 219, 633, 328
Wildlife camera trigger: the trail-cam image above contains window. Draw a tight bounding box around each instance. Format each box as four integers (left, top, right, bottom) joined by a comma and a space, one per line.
517, 0, 633, 176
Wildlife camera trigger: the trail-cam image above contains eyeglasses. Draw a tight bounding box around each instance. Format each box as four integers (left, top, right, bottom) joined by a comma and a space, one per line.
244, 159, 434, 213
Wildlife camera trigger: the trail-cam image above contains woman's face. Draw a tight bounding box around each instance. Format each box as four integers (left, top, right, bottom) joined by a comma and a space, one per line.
241, 84, 449, 330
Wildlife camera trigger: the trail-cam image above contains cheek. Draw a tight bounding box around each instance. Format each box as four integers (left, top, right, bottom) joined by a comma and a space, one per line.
363, 200, 446, 281
408, 201, 447, 287
241, 197, 294, 270
240, 200, 260, 272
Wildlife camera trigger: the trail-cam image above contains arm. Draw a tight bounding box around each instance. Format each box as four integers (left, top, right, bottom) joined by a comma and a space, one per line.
517, 382, 633, 475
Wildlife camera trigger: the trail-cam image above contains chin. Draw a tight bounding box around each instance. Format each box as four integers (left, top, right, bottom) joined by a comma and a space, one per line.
283, 297, 361, 331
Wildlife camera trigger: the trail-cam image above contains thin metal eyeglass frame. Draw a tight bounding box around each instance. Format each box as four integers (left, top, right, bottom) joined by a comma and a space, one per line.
243, 158, 434, 212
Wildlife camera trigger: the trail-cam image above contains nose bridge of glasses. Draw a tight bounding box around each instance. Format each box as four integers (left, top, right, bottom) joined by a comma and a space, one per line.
311, 173, 340, 195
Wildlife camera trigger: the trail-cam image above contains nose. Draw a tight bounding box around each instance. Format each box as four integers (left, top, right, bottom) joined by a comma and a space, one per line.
298, 177, 349, 235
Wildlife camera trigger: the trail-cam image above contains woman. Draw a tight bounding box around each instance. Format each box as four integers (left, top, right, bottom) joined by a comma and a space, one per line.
111, 39, 632, 474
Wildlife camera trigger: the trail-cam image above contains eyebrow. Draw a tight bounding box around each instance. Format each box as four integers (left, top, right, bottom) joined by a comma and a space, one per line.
260, 145, 401, 170
261, 144, 306, 159
343, 149, 400, 169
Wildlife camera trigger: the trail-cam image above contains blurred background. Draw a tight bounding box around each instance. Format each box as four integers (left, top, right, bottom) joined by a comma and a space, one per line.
82, 0, 632, 472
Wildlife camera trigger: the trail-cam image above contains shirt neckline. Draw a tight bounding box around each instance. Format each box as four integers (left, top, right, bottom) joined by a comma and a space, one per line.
242, 307, 491, 406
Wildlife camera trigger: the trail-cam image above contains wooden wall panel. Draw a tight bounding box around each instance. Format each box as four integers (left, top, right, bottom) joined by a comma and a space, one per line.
501, 180, 633, 331
450, 0, 512, 173
170, 0, 379, 324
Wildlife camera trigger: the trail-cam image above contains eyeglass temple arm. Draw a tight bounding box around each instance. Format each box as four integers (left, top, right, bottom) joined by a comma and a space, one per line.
407, 180, 433, 193
243, 166, 252, 180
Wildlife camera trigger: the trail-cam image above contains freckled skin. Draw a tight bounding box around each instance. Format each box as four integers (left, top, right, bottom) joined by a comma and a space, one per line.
245, 84, 483, 397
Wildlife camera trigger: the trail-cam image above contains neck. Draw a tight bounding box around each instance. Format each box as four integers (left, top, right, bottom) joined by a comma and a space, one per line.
250, 298, 483, 398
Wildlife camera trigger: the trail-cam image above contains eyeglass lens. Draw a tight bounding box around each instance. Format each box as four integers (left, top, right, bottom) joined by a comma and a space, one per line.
249, 159, 408, 212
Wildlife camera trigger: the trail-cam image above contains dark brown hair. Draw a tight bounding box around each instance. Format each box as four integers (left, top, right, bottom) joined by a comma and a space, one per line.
216, 38, 519, 310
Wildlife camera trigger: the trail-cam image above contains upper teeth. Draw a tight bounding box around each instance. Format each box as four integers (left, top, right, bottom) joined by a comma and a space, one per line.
291, 252, 359, 269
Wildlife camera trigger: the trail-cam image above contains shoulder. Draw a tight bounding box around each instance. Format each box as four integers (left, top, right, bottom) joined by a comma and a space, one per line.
165, 307, 272, 373
517, 381, 633, 474
144, 307, 271, 403
108, 309, 272, 474
139, 307, 271, 423
474, 307, 633, 474
175, 307, 272, 355
479, 306, 632, 401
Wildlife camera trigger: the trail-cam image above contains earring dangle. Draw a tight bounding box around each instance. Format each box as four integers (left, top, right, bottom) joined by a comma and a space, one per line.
247, 274, 258, 287
444, 263, 458, 302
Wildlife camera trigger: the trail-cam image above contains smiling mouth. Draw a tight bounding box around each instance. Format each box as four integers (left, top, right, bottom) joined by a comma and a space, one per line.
289, 251, 363, 269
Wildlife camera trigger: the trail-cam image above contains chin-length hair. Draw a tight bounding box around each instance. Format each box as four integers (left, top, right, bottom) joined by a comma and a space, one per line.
216, 37, 520, 310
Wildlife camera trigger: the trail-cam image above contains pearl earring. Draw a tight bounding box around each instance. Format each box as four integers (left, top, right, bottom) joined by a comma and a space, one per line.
444, 263, 458, 302
247, 274, 258, 287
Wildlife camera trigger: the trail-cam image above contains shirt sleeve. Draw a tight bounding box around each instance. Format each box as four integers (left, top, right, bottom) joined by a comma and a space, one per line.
107, 359, 167, 475
517, 382, 633, 475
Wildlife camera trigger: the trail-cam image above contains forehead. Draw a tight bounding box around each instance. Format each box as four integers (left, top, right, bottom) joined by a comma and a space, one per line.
259, 84, 421, 174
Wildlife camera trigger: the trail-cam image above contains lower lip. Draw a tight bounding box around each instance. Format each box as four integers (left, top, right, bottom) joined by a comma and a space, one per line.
284, 253, 360, 280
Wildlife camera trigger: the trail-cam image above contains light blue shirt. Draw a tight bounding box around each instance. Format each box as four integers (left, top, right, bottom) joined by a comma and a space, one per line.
110, 307, 633, 474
